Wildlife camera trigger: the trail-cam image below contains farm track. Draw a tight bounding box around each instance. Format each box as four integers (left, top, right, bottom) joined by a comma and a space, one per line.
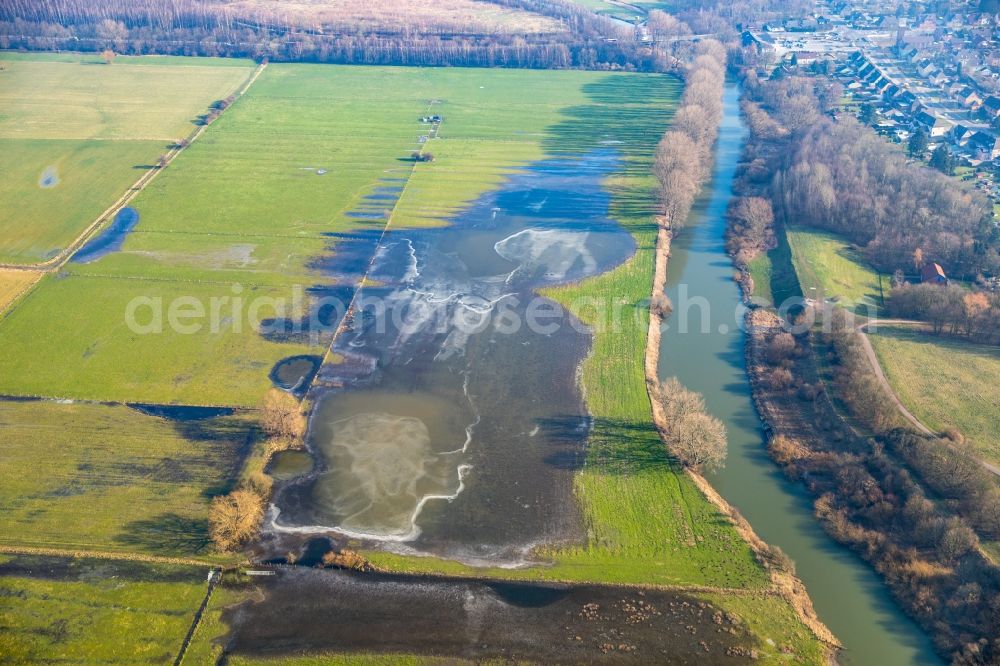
307, 105, 443, 395
856, 319, 1000, 478
0, 61, 267, 275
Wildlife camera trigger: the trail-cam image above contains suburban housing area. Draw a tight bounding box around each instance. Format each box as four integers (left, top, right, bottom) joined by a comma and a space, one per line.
0, 0, 998, 664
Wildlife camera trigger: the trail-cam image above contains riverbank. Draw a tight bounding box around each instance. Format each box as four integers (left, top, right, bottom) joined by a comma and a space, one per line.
658, 82, 944, 664
646, 222, 838, 652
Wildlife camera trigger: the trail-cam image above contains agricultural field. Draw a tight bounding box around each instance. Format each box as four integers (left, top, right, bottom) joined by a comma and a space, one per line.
0, 65, 683, 407
0, 555, 208, 665
869, 325, 1000, 467
0, 399, 255, 556
0, 268, 39, 313
221, 0, 565, 33
0, 52, 253, 264
786, 225, 883, 315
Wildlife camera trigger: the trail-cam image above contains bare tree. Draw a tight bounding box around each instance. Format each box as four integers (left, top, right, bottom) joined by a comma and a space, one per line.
260, 388, 306, 440
672, 411, 728, 471
208, 489, 264, 552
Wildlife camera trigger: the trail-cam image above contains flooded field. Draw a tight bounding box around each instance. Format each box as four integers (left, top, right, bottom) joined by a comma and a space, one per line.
271, 150, 636, 561
71, 207, 140, 264
219, 567, 761, 664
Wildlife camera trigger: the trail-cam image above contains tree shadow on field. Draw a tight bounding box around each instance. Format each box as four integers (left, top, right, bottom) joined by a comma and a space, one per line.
115, 513, 211, 556
537, 415, 680, 476
540, 75, 679, 230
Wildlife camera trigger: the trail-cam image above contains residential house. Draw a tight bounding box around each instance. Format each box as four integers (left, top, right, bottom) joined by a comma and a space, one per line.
969, 131, 1000, 160
984, 95, 1000, 118
957, 86, 983, 108
920, 263, 949, 285
914, 109, 953, 136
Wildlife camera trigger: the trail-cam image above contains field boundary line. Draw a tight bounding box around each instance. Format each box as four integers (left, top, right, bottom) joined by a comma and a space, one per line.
307, 102, 441, 392
0, 544, 228, 567
0, 270, 42, 319
175, 569, 221, 666
0, 61, 267, 274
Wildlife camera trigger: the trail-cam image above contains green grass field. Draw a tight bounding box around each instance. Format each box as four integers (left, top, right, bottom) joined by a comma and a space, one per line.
786, 226, 883, 315
0, 65, 690, 407
0, 52, 253, 264
0, 555, 208, 665
869, 325, 1000, 467
0, 399, 256, 556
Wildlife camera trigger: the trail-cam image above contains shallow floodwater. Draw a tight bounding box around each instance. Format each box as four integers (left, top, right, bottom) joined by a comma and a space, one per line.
272, 150, 636, 561
221, 566, 760, 663
72, 207, 139, 263
657, 84, 939, 664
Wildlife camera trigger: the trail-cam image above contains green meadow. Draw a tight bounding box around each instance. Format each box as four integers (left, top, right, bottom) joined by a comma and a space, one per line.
0, 555, 207, 665
0, 399, 255, 556
0, 65, 687, 408
785, 226, 883, 314
870, 325, 1000, 467
0, 52, 253, 264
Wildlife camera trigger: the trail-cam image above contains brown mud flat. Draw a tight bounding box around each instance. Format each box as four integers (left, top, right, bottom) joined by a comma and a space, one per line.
218, 567, 767, 663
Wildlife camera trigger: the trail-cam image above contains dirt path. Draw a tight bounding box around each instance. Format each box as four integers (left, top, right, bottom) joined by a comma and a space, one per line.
0, 62, 267, 275
856, 319, 1000, 478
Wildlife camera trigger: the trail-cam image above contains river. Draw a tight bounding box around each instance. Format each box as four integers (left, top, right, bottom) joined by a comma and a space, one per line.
656, 83, 940, 665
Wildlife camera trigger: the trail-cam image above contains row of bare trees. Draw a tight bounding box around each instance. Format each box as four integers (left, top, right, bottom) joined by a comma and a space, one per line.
888, 283, 1000, 345
653, 38, 726, 228
0, 0, 674, 71
208, 389, 307, 552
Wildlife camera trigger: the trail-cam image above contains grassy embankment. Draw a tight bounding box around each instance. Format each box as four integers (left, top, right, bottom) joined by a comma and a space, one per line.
0, 51, 252, 265
785, 226, 883, 314
869, 325, 1000, 468
746, 225, 882, 315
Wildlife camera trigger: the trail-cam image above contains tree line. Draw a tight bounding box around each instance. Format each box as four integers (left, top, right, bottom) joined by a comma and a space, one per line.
754, 314, 1000, 664
653, 38, 727, 228
888, 282, 1000, 346
0, 0, 671, 71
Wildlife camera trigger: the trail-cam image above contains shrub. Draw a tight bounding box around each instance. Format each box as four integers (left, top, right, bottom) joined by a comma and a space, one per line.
260, 389, 306, 440
650, 292, 673, 318
766, 332, 796, 363
767, 367, 794, 390
209, 489, 264, 552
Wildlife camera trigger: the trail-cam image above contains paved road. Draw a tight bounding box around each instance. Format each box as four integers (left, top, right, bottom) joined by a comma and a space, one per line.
856, 319, 1000, 478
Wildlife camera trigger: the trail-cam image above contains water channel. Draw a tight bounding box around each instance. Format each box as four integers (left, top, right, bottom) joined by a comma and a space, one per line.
656, 83, 940, 665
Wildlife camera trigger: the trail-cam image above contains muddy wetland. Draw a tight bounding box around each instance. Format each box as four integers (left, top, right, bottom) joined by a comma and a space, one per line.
271, 150, 635, 561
